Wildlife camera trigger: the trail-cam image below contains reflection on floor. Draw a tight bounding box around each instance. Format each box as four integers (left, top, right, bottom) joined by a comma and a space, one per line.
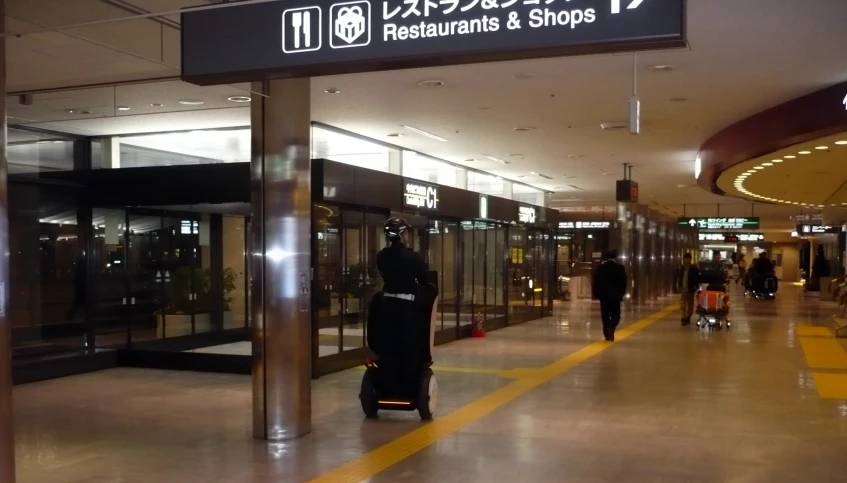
15, 286, 847, 482
188, 341, 359, 358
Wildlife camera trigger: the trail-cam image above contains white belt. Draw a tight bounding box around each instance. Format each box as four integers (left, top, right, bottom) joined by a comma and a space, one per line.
384, 293, 415, 301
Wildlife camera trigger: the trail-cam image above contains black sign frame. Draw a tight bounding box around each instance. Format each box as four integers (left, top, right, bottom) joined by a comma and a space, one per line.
797, 224, 842, 235
182, 0, 687, 84
678, 217, 761, 230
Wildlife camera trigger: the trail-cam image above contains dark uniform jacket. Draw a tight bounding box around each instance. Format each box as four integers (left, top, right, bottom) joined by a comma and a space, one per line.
376, 242, 428, 294
592, 259, 628, 302
674, 265, 701, 294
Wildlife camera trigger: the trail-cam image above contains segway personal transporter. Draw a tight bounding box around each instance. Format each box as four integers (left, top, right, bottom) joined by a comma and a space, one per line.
360, 271, 439, 420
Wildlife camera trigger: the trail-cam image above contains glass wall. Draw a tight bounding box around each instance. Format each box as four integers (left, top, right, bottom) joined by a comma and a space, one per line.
9, 184, 85, 357
8, 128, 75, 174
402, 152, 461, 187
458, 221, 508, 329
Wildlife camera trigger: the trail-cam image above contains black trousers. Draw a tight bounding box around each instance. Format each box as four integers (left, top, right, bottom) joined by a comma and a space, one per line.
599, 298, 622, 335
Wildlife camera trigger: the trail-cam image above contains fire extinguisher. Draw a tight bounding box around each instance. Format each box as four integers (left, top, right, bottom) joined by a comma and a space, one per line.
472, 312, 486, 338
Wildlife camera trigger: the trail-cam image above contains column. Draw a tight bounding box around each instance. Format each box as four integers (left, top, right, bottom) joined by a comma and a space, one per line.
388, 150, 402, 175
101, 137, 120, 169
250, 78, 312, 441
0, 0, 15, 479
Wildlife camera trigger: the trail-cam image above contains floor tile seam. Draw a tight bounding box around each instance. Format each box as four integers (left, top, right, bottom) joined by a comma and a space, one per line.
306, 305, 676, 483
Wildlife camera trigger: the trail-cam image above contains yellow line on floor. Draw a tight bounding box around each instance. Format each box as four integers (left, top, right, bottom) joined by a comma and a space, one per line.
308, 305, 677, 483
795, 326, 833, 337
813, 373, 847, 399
352, 365, 509, 377
798, 337, 847, 369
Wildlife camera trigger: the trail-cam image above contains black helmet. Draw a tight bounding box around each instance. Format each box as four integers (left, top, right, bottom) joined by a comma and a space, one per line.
384, 217, 411, 241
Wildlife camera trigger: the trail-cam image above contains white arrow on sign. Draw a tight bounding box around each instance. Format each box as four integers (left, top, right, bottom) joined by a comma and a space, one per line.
612, 0, 645, 14
843, 94, 847, 111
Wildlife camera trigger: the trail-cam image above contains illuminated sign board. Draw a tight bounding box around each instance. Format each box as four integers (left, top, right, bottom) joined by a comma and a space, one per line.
182, 0, 686, 84
797, 224, 842, 234
678, 217, 760, 230
403, 181, 439, 210
559, 221, 611, 230
479, 194, 488, 219
517, 205, 537, 224
699, 232, 764, 243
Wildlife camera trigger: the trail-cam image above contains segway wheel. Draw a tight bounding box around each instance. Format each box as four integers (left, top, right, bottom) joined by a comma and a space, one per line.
417, 369, 437, 421
360, 367, 379, 419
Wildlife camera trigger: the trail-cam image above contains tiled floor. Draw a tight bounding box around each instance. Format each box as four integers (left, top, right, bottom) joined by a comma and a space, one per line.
13, 286, 847, 482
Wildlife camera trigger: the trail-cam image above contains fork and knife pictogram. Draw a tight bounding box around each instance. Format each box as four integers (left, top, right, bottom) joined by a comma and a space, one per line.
291, 10, 312, 48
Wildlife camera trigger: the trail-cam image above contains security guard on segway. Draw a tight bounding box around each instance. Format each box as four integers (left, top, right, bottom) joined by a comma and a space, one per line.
360, 217, 439, 420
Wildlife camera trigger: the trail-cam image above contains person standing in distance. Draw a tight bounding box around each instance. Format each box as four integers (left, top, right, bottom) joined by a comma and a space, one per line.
674, 253, 700, 326
592, 250, 628, 342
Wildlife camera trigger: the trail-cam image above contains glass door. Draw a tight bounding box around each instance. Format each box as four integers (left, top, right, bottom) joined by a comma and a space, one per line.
126, 212, 163, 344
92, 208, 130, 348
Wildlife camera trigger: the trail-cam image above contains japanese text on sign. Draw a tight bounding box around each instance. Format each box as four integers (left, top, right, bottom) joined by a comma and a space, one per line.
518, 205, 537, 224
559, 220, 611, 230
404, 182, 439, 210
679, 217, 760, 230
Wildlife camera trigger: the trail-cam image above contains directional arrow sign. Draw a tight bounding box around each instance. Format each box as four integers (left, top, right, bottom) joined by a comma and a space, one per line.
843, 94, 847, 111
183, 0, 686, 84
612, 0, 646, 14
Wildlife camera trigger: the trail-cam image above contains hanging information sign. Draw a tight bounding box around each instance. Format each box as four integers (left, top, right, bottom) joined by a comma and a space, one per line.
518, 205, 537, 224
559, 220, 611, 230
678, 217, 760, 230
182, 0, 686, 84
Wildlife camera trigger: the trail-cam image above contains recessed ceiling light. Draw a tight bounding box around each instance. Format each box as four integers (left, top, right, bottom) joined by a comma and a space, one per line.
754, 166, 764, 170
649, 65, 675, 72
746, 170, 756, 174
772, 159, 783, 163
513, 73, 536, 79
567, 154, 583, 159
784, 155, 796, 158
464, 158, 477, 162
150, 103, 164, 107
116, 106, 131, 111
178, 99, 205, 105
386, 133, 404, 137
483, 155, 509, 164
669, 97, 688, 102
509, 153, 524, 157
418, 80, 444, 87
514, 126, 536, 132
799, 150, 811, 155
815, 146, 828, 150
564, 175, 577, 179
762, 162, 773, 166
227, 96, 251, 102
517, 175, 527, 178
401, 125, 448, 141
836, 141, 847, 145
324, 88, 341, 94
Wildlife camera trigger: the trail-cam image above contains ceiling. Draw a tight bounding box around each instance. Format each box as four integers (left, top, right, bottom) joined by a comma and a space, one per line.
717, 132, 847, 208
6, 0, 847, 235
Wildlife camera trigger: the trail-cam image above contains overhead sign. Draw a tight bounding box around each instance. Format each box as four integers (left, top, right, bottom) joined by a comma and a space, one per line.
518, 205, 537, 224
615, 179, 639, 203
559, 221, 611, 230
679, 217, 760, 230
699, 232, 765, 243
797, 224, 842, 234
403, 181, 439, 210
182, 0, 687, 83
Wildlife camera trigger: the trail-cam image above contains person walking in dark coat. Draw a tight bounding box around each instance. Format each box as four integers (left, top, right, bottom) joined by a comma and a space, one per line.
592, 250, 628, 342
674, 253, 701, 326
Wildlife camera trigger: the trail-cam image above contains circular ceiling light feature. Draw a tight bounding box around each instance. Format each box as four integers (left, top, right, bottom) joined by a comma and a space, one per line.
464, 158, 476, 162
509, 153, 524, 157
669, 97, 688, 102
754, 166, 765, 170
418, 80, 444, 87
116, 106, 131, 111
799, 150, 811, 155
784, 155, 796, 159
514, 126, 536, 132
150, 103, 164, 107
762, 162, 773, 166
815, 146, 828, 150
227, 96, 252, 102
835, 141, 847, 145
513, 73, 536, 80
772, 159, 783, 163
649, 65, 675, 72
324, 88, 341, 94
386, 133, 404, 138
178, 99, 205, 105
